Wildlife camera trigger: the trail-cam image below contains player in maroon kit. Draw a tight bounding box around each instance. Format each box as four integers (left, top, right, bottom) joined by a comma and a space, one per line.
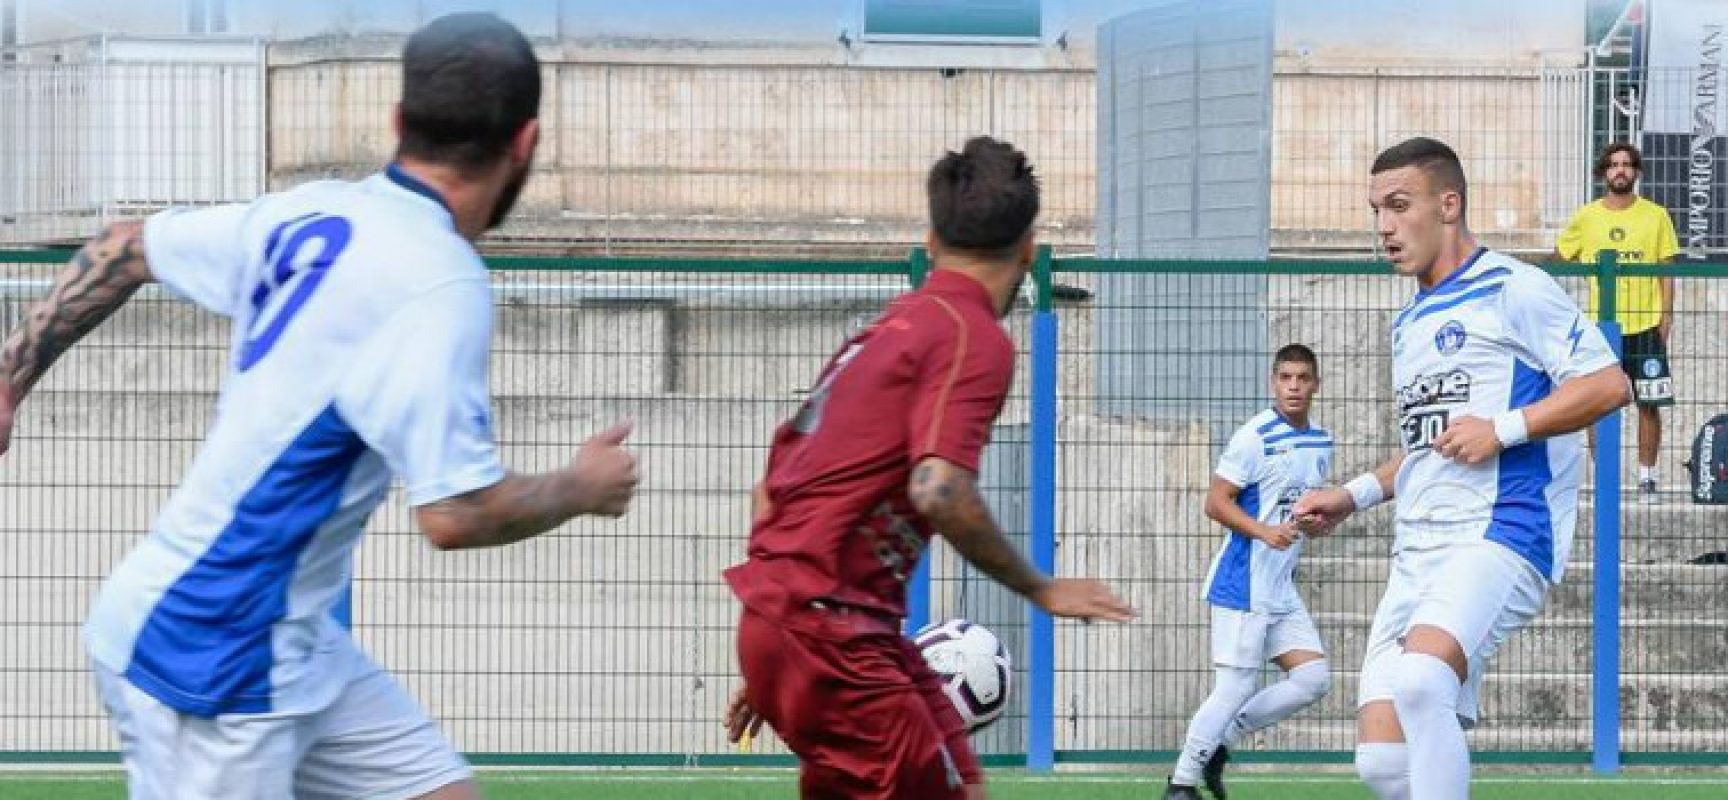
722, 136, 1135, 799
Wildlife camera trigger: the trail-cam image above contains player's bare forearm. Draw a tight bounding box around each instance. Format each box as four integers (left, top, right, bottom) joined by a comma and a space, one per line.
0, 222, 151, 405
1369, 454, 1402, 498
416, 423, 637, 549
1521, 366, 1631, 440
1202, 477, 1275, 541
909, 457, 1049, 601
416, 470, 586, 550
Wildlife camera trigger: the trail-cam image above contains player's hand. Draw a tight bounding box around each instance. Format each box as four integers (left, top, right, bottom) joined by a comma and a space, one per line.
1432, 415, 1502, 465
1292, 511, 1336, 538
1258, 522, 1298, 550
571, 421, 639, 517
724, 686, 765, 744
1032, 578, 1136, 623
1292, 487, 1353, 530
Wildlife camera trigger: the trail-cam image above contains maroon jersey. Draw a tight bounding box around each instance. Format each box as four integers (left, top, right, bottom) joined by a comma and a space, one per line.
724, 269, 1015, 636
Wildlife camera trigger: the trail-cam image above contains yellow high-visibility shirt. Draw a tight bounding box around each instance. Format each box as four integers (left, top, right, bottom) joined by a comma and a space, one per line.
1556, 197, 1680, 335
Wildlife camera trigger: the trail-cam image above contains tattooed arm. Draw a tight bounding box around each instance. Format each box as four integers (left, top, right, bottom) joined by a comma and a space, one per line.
908, 456, 1134, 622
0, 222, 153, 455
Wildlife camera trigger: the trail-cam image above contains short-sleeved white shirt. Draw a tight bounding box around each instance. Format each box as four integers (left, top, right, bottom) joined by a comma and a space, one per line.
1202, 409, 1333, 614
84, 166, 506, 717
1388, 248, 1618, 583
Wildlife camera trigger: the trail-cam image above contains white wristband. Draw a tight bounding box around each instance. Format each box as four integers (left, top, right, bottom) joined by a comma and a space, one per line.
1344, 473, 1385, 512
1493, 410, 1530, 449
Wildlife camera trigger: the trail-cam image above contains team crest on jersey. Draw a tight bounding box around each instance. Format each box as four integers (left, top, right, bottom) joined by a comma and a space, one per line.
1643, 358, 1662, 378
1434, 321, 1467, 356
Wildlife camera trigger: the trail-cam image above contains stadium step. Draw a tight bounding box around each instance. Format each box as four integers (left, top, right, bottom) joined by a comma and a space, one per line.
1297, 502, 1728, 565
1298, 556, 1728, 617
1310, 612, 1728, 675
1260, 719, 1728, 753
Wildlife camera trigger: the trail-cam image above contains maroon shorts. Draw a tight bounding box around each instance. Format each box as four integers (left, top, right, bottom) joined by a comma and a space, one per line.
736, 606, 982, 800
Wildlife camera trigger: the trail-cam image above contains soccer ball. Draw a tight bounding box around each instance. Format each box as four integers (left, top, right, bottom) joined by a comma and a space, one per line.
912, 618, 1012, 731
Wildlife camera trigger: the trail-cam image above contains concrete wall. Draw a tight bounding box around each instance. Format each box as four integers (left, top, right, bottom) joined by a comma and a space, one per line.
261, 54, 1578, 256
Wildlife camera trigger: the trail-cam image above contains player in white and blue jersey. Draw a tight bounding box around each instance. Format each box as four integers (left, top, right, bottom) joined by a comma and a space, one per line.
0, 15, 639, 800
1295, 138, 1630, 800
1166, 345, 1334, 800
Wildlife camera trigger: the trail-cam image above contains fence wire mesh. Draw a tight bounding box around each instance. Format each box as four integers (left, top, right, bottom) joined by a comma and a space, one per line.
4, 252, 1728, 764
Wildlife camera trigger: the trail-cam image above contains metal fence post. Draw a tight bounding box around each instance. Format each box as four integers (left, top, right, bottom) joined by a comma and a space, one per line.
1027, 245, 1057, 771
1591, 249, 1622, 774
905, 247, 932, 636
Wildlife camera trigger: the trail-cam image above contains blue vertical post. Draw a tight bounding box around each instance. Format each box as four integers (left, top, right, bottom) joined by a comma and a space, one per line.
1591, 250, 1622, 774
905, 248, 933, 635
1027, 246, 1057, 772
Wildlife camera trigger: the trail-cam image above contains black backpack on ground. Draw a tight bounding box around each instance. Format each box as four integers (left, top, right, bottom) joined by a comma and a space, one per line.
1686, 414, 1728, 505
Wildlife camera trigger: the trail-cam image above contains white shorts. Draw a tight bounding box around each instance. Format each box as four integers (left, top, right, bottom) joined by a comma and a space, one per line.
1210, 603, 1326, 669
1356, 540, 1548, 725
94, 658, 471, 800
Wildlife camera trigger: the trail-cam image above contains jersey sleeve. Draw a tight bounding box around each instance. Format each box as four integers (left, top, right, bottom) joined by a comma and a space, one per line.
1554, 209, 1587, 262
142, 203, 256, 318
1213, 424, 1264, 488
1654, 204, 1680, 262
335, 278, 506, 506
905, 309, 1015, 473
1506, 266, 1619, 384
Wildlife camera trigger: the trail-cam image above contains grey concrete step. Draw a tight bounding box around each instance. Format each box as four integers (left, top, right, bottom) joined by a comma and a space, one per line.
1262, 719, 1728, 753
1298, 556, 1728, 618
1311, 612, 1728, 675
1293, 502, 1728, 565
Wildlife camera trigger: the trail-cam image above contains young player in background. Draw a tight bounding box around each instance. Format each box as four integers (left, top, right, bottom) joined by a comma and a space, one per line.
1165, 345, 1334, 800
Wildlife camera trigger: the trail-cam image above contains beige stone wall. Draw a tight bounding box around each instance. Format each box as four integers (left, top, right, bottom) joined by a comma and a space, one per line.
266, 56, 1576, 256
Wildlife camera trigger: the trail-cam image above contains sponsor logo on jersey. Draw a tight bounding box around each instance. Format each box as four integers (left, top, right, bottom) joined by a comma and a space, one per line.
1396, 368, 1472, 413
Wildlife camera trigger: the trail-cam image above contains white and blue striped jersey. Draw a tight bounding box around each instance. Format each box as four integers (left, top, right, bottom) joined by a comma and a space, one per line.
82, 166, 506, 717
1388, 248, 1617, 583
1202, 409, 1333, 614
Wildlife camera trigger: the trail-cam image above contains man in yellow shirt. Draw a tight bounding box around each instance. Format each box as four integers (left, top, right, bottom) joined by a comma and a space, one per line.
1555, 143, 1681, 503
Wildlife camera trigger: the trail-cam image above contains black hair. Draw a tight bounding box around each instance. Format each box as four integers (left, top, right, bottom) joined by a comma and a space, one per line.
1595, 142, 1643, 178
1273, 343, 1318, 373
397, 13, 541, 172
1371, 136, 1468, 212
926, 136, 1041, 260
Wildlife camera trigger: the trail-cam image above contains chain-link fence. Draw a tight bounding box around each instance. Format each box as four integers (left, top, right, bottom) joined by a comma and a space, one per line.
4, 249, 1727, 767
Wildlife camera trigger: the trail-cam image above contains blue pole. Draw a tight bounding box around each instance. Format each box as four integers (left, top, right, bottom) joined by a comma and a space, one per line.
1027, 246, 1057, 772
1591, 250, 1622, 774
905, 247, 932, 636
906, 560, 932, 635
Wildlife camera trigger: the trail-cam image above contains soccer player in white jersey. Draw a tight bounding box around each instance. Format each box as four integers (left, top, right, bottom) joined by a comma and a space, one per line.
1166, 344, 1333, 800
1293, 138, 1631, 800
0, 15, 639, 800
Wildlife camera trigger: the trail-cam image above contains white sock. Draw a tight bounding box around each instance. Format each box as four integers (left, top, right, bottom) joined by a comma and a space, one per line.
1391, 653, 1470, 800
1640, 465, 1657, 482
1355, 742, 1411, 800
1172, 666, 1259, 785
1222, 659, 1331, 745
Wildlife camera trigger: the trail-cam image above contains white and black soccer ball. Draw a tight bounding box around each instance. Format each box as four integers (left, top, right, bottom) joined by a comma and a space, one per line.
912, 618, 1012, 732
